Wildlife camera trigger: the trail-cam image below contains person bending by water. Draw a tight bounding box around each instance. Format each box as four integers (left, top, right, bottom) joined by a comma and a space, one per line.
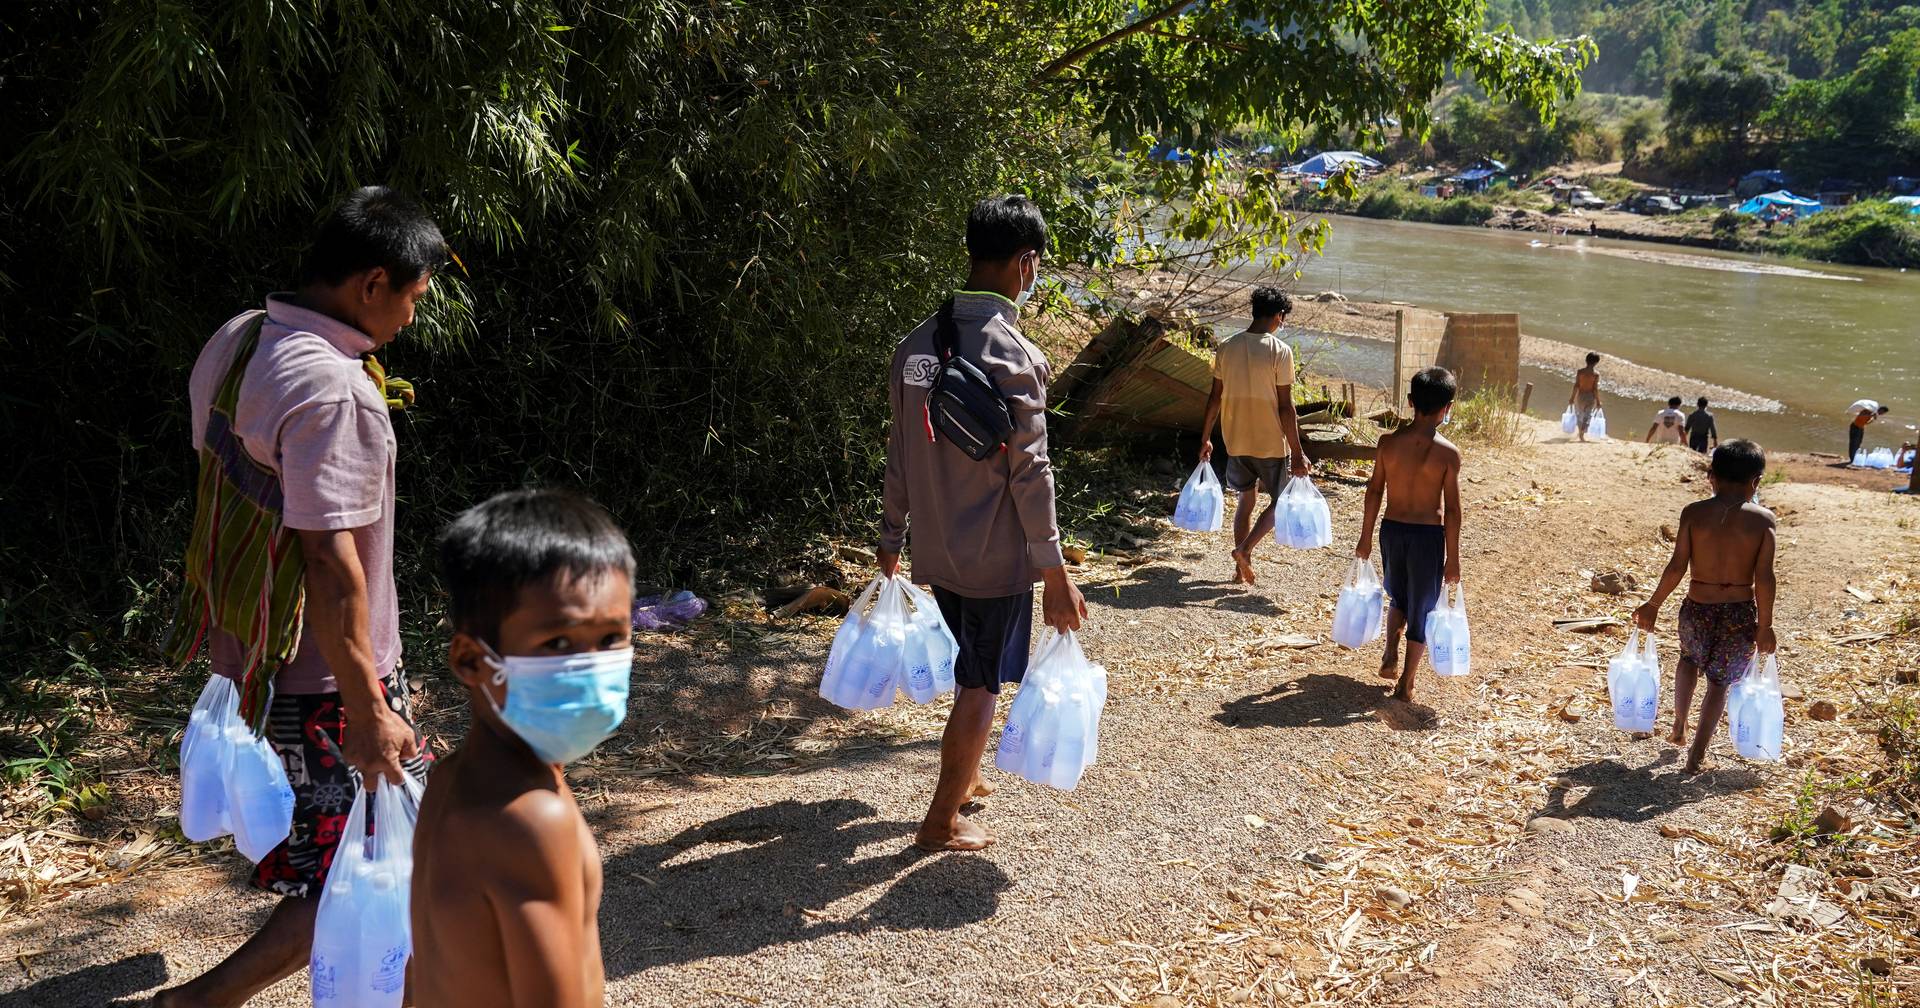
1687, 397, 1718, 454
1569, 352, 1603, 442
412, 490, 636, 1007
1633, 440, 1778, 775
880, 195, 1087, 852
1647, 396, 1686, 445
1356, 367, 1463, 706
1198, 286, 1311, 585
1850, 402, 1890, 461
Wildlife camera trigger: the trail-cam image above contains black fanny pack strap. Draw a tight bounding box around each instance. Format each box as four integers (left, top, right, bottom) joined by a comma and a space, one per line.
933, 298, 958, 360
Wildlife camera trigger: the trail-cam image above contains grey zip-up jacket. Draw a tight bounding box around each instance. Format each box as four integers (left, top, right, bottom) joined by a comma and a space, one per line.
880, 290, 1065, 598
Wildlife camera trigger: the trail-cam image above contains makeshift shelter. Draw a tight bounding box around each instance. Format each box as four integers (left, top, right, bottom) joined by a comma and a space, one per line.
1284, 150, 1382, 176
1736, 169, 1791, 197
1734, 190, 1821, 216
1891, 196, 1920, 213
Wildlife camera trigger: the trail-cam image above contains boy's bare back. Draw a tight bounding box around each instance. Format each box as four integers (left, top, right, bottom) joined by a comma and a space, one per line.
412, 745, 605, 1007
1375, 425, 1460, 525
1680, 498, 1777, 602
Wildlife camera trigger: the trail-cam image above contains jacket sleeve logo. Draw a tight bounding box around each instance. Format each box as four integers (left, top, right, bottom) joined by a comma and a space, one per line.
903, 354, 941, 388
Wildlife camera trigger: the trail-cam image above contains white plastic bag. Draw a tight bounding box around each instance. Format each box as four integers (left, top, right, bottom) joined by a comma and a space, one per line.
1607, 629, 1661, 733
311, 774, 426, 1008
995, 630, 1107, 790
1730, 653, 1784, 762
897, 580, 959, 704
179, 674, 239, 842
820, 577, 886, 706
1631, 631, 1661, 732
1424, 582, 1471, 677
1331, 558, 1385, 648
226, 721, 297, 863
1278, 477, 1333, 550
1589, 408, 1608, 439
1172, 462, 1224, 532
1560, 406, 1577, 434
822, 577, 908, 711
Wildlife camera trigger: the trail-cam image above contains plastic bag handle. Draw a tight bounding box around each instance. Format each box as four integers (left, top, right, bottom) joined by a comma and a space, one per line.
1639, 629, 1658, 662
1619, 625, 1640, 656
847, 576, 886, 625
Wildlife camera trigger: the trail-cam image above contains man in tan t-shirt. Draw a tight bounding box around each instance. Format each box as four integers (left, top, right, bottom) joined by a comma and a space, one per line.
1199, 286, 1310, 584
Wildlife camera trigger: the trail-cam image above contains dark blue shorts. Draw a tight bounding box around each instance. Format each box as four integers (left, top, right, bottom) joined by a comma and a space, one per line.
1380, 519, 1445, 644
931, 586, 1033, 694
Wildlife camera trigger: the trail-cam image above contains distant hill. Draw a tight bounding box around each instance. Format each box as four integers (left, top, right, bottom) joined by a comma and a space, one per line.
1487, 0, 1920, 93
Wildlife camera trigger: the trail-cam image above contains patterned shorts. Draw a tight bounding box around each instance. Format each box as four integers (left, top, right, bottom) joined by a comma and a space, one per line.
1677, 599, 1758, 686
249, 674, 432, 898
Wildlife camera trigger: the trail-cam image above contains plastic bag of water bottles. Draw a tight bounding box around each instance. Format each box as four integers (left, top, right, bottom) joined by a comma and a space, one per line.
1560, 406, 1577, 434
179, 674, 240, 842
310, 774, 425, 1008
1868, 447, 1896, 468
1277, 477, 1333, 550
1607, 629, 1661, 733
995, 630, 1107, 790
1331, 557, 1385, 648
1171, 462, 1224, 532
1424, 582, 1472, 677
818, 577, 906, 711
896, 580, 959, 704
177, 673, 295, 860
1729, 653, 1784, 762
1588, 408, 1608, 439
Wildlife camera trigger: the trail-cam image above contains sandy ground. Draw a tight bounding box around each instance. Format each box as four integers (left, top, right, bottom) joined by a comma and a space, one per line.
3, 421, 1917, 1007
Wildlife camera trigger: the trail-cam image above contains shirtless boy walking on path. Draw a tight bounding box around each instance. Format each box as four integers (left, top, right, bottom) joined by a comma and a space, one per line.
1634, 440, 1778, 774
1356, 367, 1463, 705
1569, 352, 1603, 442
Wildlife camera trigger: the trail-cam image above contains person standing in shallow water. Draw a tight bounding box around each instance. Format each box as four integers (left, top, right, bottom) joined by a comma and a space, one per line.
1850, 402, 1890, 461
1569, 352, 1603, 442
1197, 286, 1311, 585
1687, 397, 1718, 455
879, 195, 1088, 852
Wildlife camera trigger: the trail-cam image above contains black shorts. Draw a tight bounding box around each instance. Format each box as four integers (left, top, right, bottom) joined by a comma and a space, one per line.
1380, 519, 1445, 644
249, 673, 431, 898
1225, 455, 1288, 494
931, 586, 1033, 694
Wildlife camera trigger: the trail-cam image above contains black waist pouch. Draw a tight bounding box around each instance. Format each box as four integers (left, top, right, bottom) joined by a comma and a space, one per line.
925, 299, 1014, 461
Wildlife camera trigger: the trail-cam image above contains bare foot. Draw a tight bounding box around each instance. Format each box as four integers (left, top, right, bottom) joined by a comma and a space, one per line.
1377, 656, 1401, 680
969, 778, 996, 800
1664, 729, 1686, 746
1231, 550, 1256, 585
914, 814, 995, 852
1681, 760, 1707, 776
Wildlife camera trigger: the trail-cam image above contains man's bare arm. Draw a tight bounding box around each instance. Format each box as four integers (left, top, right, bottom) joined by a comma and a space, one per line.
1278, 383, 1308, 476
487, 793, 591, 1007
1198, 379, 1223, 462
1355, 441, 1387, 559
1441, 449, 1462, 583
1753, 523, 1778, 653
1634, 508, 1694, 629
296, 528, 415, 785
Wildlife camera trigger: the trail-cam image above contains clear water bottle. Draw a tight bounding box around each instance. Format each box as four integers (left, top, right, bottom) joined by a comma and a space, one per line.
225, 726, 294, 863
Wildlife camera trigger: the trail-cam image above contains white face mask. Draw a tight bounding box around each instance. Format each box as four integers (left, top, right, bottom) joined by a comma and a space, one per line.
1013, 252, 1039, 308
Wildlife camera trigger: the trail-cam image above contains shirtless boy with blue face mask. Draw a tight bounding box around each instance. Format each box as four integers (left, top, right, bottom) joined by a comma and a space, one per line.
411, 489, 635, 1006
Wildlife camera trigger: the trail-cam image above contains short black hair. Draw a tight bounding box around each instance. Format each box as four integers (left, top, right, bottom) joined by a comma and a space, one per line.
1710, 439, 1766, 483
1585, 352, 1601, 365
1878, 405, 1892, 414
1697, 396, 1710, 409
439, 489, 636, 647
299, 186, 446, 288
1668, 396, 1683, 408
1410, 366, 1457, 415
965, 195, 1047, 261
1251, 286, 1293, 319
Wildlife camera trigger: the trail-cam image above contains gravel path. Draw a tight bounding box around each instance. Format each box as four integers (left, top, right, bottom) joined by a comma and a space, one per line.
3, 423, 1912, 1007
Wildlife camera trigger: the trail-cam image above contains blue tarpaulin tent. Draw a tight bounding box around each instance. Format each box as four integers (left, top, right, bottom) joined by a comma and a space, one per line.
1891, 195, 1920, 213
1285, 151, 1383, 175
1735, 190, 1821, 215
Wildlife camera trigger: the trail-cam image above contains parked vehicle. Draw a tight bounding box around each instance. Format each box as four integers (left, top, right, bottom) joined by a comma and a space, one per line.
1638, 195, 1683, 215
1563, 187, 1604, 209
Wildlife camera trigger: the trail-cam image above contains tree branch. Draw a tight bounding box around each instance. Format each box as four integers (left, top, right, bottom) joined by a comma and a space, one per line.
1033, 0, 1204, 80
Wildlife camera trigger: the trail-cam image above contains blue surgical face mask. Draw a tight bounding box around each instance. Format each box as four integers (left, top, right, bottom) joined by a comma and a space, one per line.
480, 643, 633, 764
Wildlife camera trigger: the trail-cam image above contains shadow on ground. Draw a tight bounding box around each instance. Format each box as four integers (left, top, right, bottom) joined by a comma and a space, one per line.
1092, 565, 1279, 615
599, 798, 1009, 976
1214, 673, 1405, 730
0, 952, 167, 1008
1533, 755, 1766, 823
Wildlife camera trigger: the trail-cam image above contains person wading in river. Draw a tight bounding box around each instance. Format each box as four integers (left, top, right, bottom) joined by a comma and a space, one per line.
1569, 352, 1603, 442
156, 187, 440, 1007
880, 195, 1088, 852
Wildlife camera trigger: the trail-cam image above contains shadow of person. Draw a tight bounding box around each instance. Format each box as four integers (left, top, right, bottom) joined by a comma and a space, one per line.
0, 951, 167, 1008
1215, 673, 1387, 730
1092, 565, 1279, 614
1533, 756, 1765, 824
598, 798, 1009, 977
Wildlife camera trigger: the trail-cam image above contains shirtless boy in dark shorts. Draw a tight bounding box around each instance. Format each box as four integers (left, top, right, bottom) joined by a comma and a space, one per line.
1356, 367, 1463, 706
412, 490, 635, 1006
1633, 440, 1778, 774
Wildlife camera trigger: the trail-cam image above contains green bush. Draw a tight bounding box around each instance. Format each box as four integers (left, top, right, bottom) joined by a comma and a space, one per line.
1765, 201, 1920, 267
1352, 184, 1499, 225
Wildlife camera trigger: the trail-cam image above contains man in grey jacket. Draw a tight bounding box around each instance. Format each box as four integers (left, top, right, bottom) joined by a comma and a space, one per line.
880, 195, 1088, 851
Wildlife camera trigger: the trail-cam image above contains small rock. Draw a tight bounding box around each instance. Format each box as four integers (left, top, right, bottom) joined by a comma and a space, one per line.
1313, 290, 1349, 302
1384, 971, 1413, 984
1778, 679, 1804, 699
1406, 815, 1425, 828
836, 545, 876, 565
1861, 956, 1894, 976
1343, 306, 1363, 316
1659, 524, 1677, 542
1558, 701, 1585, 723
1813, 807, 1853, 835
1527, 816, 1575, 834
1302, 850, 1331, 869
1809, 700, 1838, 721
1061, 543, 1088, 565
1590, 570, 1638, 595
1374, 884, 1413, 909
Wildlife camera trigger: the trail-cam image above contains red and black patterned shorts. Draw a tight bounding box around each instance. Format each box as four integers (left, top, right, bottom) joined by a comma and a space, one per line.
249, 674, 432, 898
1678, 599, 1758, 686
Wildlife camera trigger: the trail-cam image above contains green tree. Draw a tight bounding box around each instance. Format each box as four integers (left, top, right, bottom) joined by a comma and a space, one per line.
1665, 52, 1787, 164
1765, 30, 1920, 179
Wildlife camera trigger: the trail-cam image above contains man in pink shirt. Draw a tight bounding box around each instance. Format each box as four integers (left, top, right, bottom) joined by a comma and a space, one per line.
157, 187, 442, 1008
